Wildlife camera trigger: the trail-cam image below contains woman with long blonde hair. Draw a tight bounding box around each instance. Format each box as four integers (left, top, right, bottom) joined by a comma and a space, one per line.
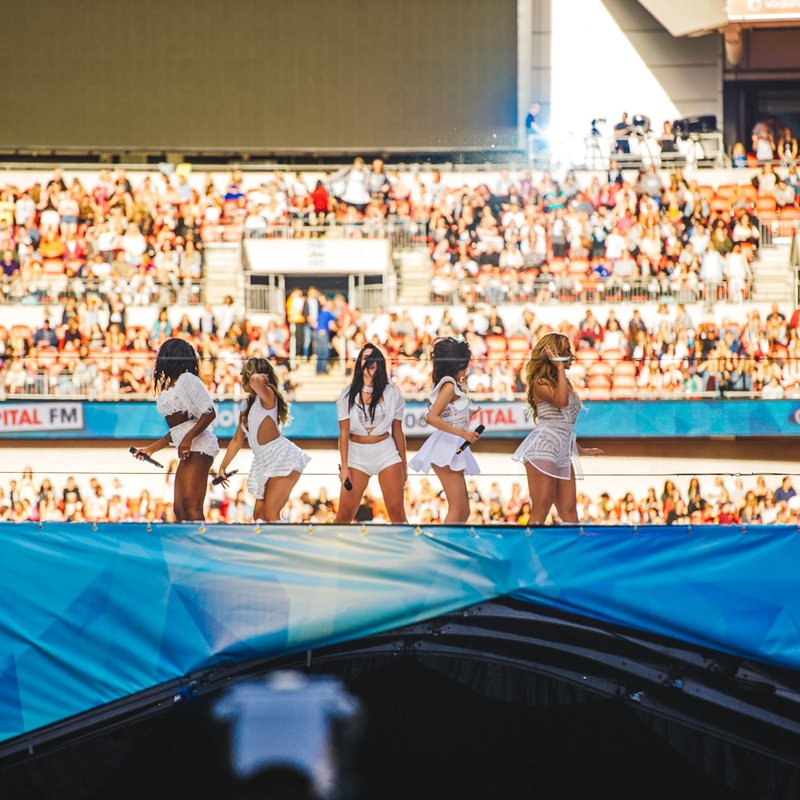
217, 357, 310, 522
513, 333, 603, 524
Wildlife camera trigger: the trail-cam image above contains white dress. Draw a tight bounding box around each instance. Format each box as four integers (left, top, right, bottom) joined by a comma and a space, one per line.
409, 377, 480, 475
512, 390, 583, 480
245, 399, 310, 499
155, 372, 220, 458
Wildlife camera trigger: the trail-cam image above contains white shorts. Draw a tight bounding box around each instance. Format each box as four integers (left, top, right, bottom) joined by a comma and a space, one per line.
169, 421, 220, 458
348, 437, 401, 476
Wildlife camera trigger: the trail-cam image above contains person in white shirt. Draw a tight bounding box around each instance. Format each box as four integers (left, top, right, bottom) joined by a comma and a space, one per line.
334, 345, 408, 524
133, 339, 218, 521
409, 338, 483, 522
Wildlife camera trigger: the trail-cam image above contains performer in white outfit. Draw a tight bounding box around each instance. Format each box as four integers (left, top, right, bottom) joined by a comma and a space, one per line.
334, 344, 408, 524
134, 338, 219, 521
409, 337, 482, 523
513, 332, 603, 524
218, 357, 310, 522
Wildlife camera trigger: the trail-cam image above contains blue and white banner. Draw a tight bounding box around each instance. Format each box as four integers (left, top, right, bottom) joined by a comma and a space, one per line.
2, 399, 800, 439
1, 522, 799, 744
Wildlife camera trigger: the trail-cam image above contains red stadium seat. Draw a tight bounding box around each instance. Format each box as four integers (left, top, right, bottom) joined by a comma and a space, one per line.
587, 386, 611, 401
575, 348, 599, 365
507, 336, 530, 370
757, 196, 777, 215
587, 373, 611, 388
612, 360, 637, 377
600, 348, 624, 366
588, 361, 612, 377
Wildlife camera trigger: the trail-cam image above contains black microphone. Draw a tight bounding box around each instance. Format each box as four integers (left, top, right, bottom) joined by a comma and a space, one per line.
130, 447, 164, 469
339, 464, 353, 491
212, 469, 237, 485
456, 425, 485, 454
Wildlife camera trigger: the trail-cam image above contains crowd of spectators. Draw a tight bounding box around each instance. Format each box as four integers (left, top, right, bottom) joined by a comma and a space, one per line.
230, 157, 800, 306
426, 163, 800, 307
3, 467, 798, 526
2, 162, 800, 315
0, 165, 220, 307
3, 295, 800, 400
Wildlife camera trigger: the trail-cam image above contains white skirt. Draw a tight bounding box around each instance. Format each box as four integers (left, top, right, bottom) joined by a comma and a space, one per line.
512, 423, 582, 480
248, 435, 311, 499
409, 430, 480, 475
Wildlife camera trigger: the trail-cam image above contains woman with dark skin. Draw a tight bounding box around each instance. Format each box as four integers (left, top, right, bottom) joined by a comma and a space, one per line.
134, 338, 218, 521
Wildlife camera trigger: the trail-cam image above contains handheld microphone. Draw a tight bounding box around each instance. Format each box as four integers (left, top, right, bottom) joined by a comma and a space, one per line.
456, 425, 485, 454
130, 447, 164, 469
339, 464, 353, 491
212, 469, 237, 485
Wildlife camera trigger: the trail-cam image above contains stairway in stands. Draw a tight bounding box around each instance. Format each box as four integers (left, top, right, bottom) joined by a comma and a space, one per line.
394, 248, 433, 305
291, 358, 348, 401
204, 243, 244, 305
750, 230, 794, 303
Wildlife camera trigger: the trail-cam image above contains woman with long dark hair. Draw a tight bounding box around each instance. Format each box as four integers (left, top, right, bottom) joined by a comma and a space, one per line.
334, 344, 407, 523
133, 338, 218, 521
409, 337, 482, 522
217, 357, 309, 522
513, 333, 603, 524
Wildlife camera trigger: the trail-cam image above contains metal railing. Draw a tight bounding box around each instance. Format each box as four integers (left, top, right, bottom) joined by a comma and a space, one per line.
432, 278, 749, 306
0, 275, 204, 306
243, 221, 425, 250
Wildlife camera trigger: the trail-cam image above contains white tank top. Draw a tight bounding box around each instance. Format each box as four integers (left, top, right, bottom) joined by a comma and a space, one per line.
245, 399, 279, 449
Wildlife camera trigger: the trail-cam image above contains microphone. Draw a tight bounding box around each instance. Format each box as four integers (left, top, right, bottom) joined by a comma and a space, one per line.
339, 464, 353, 491
212, 469, 237, 486
456, 425, 485, 454
130, 447, 164, 469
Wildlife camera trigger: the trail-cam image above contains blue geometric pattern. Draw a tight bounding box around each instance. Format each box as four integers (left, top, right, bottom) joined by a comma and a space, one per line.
1, 522, 799, 743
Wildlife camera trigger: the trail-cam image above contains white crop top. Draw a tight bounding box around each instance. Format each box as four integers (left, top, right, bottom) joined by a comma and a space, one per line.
156, 372, 214, 419
428, 376, 471, 428
337, 384, 405, 436
244, 397, 279, 449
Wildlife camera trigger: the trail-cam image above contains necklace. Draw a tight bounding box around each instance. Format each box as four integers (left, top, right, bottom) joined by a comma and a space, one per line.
361, 385, 374, 394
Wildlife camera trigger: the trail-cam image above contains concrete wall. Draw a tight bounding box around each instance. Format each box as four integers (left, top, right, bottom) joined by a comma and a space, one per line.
533, 0, 722, 157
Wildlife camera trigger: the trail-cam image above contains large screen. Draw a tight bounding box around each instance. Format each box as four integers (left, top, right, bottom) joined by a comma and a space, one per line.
3, 0, 518, 153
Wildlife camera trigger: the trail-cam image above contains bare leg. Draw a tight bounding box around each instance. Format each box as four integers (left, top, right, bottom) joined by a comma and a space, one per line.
524, 462, 557, 525
262, 471, 302, 522
554, 468, 578, 523
377, 462, 407, 524
333, 468, 371, 523
174, 453, 213, 521
432, 465, 469, 523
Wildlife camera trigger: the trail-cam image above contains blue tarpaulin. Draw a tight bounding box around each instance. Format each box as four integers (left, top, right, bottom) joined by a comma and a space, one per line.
1, 522, 799, 744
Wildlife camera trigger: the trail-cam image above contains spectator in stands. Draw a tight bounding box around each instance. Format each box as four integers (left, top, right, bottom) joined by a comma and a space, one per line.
314, 297, 337, 375
32, 318, 58, 349
778, 127, 798, 167
752, 122, 775, 162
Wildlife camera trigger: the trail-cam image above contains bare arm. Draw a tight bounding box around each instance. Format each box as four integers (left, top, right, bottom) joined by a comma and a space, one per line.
177, 408, 216, 459
338, 419, 351, 485
248, 373, 277, 409
135, 433, 171, 459
218, 423, 246, 479
391, 418, 408, 480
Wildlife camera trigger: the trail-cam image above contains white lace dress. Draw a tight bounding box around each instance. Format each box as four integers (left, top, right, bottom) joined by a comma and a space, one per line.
512, 390, 583, 480
245, 400, 310, 498
155, 372, 220, 458
409, 377, 480, 475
